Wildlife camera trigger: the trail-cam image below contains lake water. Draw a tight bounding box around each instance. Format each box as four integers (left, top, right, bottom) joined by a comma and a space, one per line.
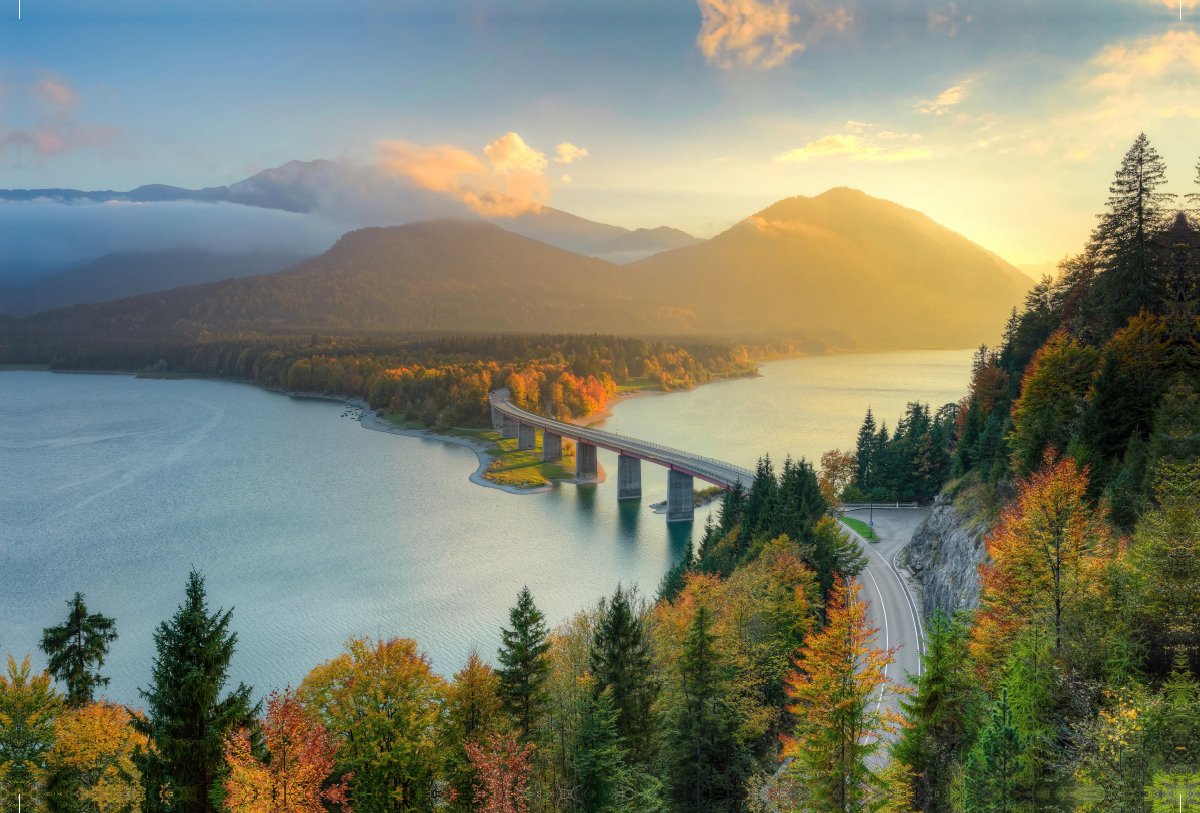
0, 349, 971, 704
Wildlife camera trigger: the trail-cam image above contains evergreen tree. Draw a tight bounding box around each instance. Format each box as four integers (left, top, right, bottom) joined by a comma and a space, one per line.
572, 686, 625, 813
854, 409, 877, 487
744, 455, 778, 538
963, 690, 1026, 813
1091, 133, 1175, 330
590, 585, 658, 766
135, 570, 258, 813
667, 604, 747, 813
38, 592, 117, 707
496, 586, 552, 740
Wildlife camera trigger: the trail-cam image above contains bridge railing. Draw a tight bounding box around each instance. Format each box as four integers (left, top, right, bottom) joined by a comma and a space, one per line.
841, 501, 921, 510
490, 390, 754, 482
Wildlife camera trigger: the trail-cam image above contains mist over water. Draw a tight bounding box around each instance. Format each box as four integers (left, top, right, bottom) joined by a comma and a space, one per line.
0, 350, 971, 705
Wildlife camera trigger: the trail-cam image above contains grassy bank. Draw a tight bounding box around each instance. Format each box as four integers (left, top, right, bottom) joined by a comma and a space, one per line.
842, 516, 878, 542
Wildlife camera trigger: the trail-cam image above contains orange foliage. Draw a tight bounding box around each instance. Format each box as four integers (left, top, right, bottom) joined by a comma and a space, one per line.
48, 701, 152, 813
223, 688, 350, 813
971, 450, 1115, 674
464, 733, 535, 813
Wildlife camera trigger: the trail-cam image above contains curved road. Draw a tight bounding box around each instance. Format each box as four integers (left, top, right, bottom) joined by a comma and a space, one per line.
840, 508, 928, 742
488, 389, 753, 489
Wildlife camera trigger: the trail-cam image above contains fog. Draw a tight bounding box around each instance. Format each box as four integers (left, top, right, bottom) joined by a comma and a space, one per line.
0, 200, 349, 283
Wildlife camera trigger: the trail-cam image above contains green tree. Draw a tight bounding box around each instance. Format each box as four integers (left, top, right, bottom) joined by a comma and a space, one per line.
964, 690, 1026, 813
1091, 132, 1175, 329
134, 570, 259, 813
497, 586, 552, 740
39, 593, 118, 707
0, 656, 62, 813
854, 409, 877, 487
572, 686, 624, 813
589, 585, 658, 766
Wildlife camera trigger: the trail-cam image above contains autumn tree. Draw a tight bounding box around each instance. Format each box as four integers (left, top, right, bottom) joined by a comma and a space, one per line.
443, 649, 505, 804
1007, 332, 1099, 476
972, 452, 1113, 665
135, 571, 258, 813
223, 688, 350, 813
496, 588, 552, 741
39, 593, 118, 708
818, 450, 857, 509
0, 656, 62, 813
47, 701, 152, 813
464, 733, 534, 813
782, 576, 907, 813
298, 637, 446, 813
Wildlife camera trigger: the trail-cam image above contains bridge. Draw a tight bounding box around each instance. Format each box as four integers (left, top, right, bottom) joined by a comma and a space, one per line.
488, 388, 752, 522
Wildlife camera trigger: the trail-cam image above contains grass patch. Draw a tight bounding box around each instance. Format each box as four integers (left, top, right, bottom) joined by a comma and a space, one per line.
842, 516, 879, 542
616, 376, 661, 394
483, 434, 576, 489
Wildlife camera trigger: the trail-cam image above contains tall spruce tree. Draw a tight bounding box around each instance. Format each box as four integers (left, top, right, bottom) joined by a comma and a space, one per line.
135, 570, 258, 813
496, 585, 551, 739
964, 690, 1026, 813
1092, 133, 1175, 330
572, 686, 625, 813
39, 592, 117, 707
854, 408, 877, 486
589, 585, 658, 765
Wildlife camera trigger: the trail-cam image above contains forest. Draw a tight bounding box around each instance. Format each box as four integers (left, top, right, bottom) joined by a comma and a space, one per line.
1, 133, 1198, 813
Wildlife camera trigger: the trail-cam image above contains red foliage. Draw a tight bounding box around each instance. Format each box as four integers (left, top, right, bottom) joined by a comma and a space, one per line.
463, 733, 535, 813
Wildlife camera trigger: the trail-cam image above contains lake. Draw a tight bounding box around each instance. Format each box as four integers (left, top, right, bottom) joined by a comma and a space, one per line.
0, 349, 971, 704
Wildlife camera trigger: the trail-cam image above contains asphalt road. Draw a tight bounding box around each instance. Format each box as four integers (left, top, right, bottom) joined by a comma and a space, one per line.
839, 507, 929, 744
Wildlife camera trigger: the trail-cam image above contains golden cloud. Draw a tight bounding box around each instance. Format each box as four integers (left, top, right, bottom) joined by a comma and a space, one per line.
0, 76, 117, 160
554, 142, 588, 164
695, 0, 804, 69
377, 133, 551, 218
775, 134, 932, 162
917, 80, 971, 114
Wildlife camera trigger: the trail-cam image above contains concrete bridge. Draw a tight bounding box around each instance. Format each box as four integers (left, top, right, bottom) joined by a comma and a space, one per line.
488, 388, 752, 522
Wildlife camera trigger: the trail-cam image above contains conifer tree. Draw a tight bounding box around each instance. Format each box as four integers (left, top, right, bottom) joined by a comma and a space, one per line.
572, 686, 625, 813
854, 409, 877, 487
496, 586, 552, 740
39, 592, 117, 707
964, 690, 1026, 813
135, 570, 258, 813
589, 585, 658, 765
1091, 133, 1175, 329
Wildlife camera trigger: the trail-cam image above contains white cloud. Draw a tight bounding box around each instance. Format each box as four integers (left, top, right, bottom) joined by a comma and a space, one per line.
695, 0, 803, 69
775, 134, 932, 162
484, 132, 548, 175
561, 174, 573, 182
917, 80, 971, 114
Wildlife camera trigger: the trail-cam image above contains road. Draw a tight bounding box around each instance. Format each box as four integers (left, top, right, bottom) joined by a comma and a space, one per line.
840, 507, 929, 741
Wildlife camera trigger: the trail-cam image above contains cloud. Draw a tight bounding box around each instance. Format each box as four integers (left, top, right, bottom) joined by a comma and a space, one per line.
844, 120, 870, 132
775, 134, 932, 162
561, 174, 573, 182
928, 3, 958, 36
917, 80, 970, 114
553, 142, 588, 164
695, 0, 804, 69
0, 75, 118, 161
377, 132, 552, 218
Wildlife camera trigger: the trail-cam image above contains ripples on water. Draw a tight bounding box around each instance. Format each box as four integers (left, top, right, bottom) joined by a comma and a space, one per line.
0, 350, 970, 705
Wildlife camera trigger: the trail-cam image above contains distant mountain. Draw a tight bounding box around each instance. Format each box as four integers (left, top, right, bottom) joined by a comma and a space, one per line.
2, 189, 1028, 354
629, 188, 1029, 348
1016, 261, 1059, 282
0, 160, 701, 265
0, 251, 308, 317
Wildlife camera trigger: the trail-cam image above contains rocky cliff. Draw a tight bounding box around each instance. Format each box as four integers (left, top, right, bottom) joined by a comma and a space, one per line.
906, 493, 993, 620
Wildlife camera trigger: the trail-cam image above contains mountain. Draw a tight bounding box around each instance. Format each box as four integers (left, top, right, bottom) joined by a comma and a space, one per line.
629, 188, 1029, 348
0, 251, 308, 317
2, 189, 1028, 355
7, 221, 666, 346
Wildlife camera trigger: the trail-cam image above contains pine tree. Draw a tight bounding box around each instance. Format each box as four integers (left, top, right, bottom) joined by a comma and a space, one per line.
135, 570, 258, 813
39, 592, 117, 707
1091, 133, 1175, 330
496, 586, 552, 740
589, 585, 658, 766
667, 605, 748, 813
854, 409, 877, 486
572, 687, 625, 813
963, 690, 1026, 813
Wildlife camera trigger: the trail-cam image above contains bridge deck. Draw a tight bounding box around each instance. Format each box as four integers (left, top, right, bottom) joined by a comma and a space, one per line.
488, 389, 751, 490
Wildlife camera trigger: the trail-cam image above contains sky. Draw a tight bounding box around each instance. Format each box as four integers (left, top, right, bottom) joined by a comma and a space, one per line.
3, 0, 1200, 270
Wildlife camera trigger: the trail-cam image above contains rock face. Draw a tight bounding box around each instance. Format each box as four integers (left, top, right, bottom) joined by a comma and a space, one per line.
907, 494, 992, 621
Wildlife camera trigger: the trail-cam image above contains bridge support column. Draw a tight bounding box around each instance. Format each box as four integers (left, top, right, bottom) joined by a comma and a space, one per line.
667, 470, 694, 523
501, 415, 518, 439
491, 403, 502, 430
617, 455, 642, 500
542, 431, 562, 462
576, 442, 597, 480
517, 422, 536, 451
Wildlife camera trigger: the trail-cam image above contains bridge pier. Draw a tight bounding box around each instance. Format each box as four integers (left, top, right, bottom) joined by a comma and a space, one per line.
517, 422, 536, 451
542, 431, 562, 462
667, 469, 694, 523
501, 415, 518, 439
491, 403, 502, 430
617, 455, 642, 500
576, 442, 598, 480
